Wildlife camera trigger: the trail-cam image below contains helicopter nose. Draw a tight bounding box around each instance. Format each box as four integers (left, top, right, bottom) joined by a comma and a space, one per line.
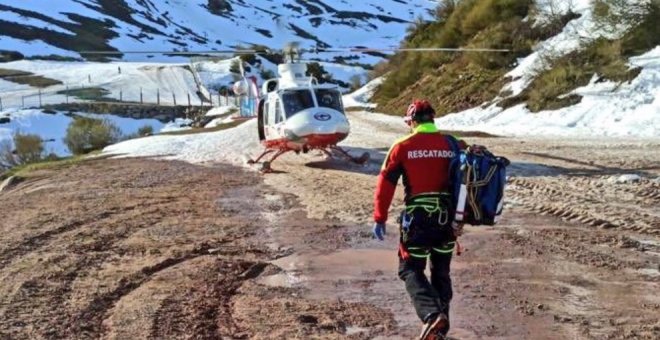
285, 109, 350, 137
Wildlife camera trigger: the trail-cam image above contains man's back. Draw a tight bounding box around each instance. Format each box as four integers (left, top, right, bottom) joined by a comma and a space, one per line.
374, 122, 456, 223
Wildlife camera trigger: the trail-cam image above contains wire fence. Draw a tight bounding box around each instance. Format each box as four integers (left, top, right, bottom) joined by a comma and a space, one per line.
0, 87, 242, 108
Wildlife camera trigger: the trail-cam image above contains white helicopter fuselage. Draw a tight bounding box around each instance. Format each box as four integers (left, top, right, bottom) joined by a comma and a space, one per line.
257, 63, 351, 152
263, 106, 349, 150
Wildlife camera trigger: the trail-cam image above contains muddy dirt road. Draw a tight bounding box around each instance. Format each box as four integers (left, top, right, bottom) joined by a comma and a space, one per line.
1, 135, 659, 339
259, 136, 659, 340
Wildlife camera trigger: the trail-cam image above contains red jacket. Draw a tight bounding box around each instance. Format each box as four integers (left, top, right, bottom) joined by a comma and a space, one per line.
373, 122, 460, 224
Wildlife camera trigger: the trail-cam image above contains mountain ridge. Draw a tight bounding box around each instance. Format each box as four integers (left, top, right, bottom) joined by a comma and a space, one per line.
0, 0, 437, 61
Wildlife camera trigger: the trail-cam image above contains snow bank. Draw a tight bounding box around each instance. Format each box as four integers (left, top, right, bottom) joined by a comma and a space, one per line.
205, 105, 237, 117
436, 47, 660, 138
505, 0, 636, 96
104, 119, 261, 165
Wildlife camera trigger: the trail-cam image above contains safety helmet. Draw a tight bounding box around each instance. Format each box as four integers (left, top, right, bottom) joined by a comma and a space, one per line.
404, 99, 435, 125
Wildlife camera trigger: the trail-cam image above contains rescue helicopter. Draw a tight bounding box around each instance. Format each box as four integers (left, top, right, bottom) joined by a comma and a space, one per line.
240, 45, 370, 172
82, 45, 508, 172
237, 45, 509, 172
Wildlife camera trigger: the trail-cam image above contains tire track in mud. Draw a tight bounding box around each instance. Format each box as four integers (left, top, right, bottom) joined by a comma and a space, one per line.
0, 160, 274, 339
507, 177, 660, 236
69, 243, 222, 338
0, 210, 119, 270
149, 261, 271, 340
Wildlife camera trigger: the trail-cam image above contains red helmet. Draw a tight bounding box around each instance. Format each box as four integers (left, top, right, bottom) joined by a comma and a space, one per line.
405, 99, 435, 125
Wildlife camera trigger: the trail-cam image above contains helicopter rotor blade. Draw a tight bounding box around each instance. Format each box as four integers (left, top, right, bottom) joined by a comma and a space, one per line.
305, 47, 510, 53
78, 49, 260, 55
80, 46, 509, 55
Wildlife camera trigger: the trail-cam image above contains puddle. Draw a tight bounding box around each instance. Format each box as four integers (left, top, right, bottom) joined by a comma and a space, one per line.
271, 248, 398, 282
345, 325, 369, 335
256, 272, 301, 288
635, 268, 660, 277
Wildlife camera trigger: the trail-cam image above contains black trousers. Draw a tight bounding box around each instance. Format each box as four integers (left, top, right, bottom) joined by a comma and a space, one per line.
398, 209, 455, 327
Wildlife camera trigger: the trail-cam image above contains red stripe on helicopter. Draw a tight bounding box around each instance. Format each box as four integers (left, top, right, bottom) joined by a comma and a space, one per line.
262, 133, 348, 150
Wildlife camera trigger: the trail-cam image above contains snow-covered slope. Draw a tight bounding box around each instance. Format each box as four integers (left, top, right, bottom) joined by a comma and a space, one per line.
434, 0, 660, 138
0, 0, 436, 62
436, 47, 660, 137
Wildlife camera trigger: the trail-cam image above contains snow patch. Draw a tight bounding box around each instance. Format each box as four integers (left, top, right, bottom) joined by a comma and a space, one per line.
505, 0, 636, 96
607, 174, 642, 184
436, 47, 660, 138
343, 77, 384, 108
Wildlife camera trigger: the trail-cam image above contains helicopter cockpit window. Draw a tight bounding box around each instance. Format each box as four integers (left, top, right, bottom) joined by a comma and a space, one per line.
274, 99, 284, 123
282, 90, 315, 117
314, 89, 343, 112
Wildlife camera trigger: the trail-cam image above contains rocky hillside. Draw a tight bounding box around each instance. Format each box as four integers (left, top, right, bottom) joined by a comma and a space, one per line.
0, 0, 436, 61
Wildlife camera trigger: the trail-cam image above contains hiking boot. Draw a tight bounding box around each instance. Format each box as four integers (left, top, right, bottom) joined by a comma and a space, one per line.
418, 313, 448, 340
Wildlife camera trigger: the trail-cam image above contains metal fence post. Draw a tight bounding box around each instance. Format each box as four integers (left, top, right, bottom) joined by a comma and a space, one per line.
173, 93, 176, 106
187, 93, 191, 108
157, 88, 160, 105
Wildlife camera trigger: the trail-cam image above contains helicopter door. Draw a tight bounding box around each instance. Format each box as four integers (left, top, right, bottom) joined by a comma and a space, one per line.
264, 96, 279, 139
257, 99, 266, 141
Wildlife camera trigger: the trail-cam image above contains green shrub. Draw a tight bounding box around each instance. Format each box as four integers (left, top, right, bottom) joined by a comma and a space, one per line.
64, 117, 121, 155
229, 59, 241, 74
0, 132, 44, 169
259, 68, 275, 80
349, 75, 363, 91
306, 62, 334, 83
14, 133, 44, 164
137, 124, 154, 136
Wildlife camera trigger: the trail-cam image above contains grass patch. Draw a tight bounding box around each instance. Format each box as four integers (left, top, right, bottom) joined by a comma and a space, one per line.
0, 68, 31, 77
377, 61, 508, 116
11, 75, 63, 88
371, 0, 561, 115
0, 68, 62, 88
158, 120, 246, 136
57, 87, 114, 101
208, 107, 238, 119
1, 152, 104, 181
344, 106, 373, 112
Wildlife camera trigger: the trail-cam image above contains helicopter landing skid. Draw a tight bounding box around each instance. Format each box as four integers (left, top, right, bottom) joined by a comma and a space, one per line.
247, 149, 289, 173
329, 146, 370, 165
